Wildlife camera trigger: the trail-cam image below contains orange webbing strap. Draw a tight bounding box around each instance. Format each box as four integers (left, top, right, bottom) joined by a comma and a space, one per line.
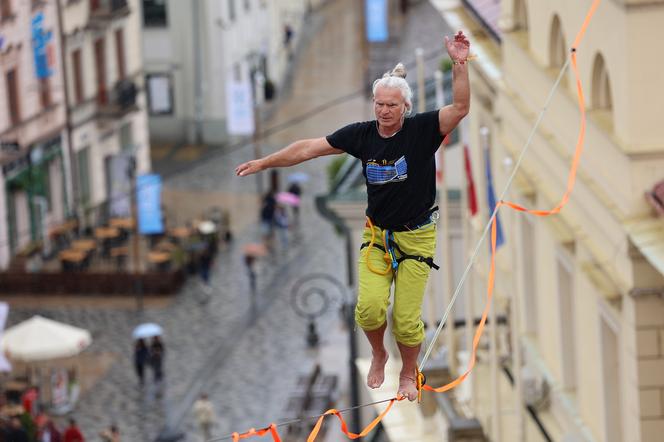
306, 398, 398, 442
421, 0, 600, 396
231, 423, 281, 442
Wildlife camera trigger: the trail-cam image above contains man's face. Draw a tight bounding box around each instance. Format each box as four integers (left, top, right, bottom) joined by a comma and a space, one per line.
373, 86, 407, 127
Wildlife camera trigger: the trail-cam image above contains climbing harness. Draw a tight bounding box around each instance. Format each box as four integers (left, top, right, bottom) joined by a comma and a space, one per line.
362, 207, 440, 275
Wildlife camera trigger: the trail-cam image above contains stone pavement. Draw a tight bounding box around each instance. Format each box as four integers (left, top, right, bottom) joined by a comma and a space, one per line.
3, 1, 456, 441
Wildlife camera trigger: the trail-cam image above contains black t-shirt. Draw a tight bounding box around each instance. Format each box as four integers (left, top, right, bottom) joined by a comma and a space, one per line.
326, 110, 443, 228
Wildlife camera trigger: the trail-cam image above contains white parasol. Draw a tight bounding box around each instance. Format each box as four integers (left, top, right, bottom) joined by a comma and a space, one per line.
1, 316, 92, 362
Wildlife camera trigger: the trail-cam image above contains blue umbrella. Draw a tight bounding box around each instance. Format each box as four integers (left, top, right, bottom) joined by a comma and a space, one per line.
287, 172, 309, 183
132, 323, 163, 340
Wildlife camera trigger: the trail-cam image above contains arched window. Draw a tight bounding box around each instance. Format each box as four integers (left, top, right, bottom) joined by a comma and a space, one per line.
591, 53, 612, 110
549, 15, 566, 69
549, 15, 568, 87
514, 0, 528, 31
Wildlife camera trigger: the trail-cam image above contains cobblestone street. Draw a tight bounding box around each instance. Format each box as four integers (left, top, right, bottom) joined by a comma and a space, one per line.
3, 1, 452, 440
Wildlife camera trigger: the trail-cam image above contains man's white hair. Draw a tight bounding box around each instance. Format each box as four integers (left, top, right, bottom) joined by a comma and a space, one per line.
372, 63, 413, 116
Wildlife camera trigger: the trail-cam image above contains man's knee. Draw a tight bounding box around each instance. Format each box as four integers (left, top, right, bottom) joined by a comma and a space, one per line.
355, 302, 387, 331
393, 319, 425, 347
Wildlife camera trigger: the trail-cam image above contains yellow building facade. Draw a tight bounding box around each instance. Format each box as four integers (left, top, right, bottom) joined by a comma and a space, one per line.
434, 0, 664, 441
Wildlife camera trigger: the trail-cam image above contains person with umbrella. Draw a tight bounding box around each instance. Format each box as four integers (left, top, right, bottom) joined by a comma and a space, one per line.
133, 339, 149, 386
235, 32, 471, 401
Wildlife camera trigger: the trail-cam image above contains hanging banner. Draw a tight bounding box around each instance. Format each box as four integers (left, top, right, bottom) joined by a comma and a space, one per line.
108, 152, 133, 217
225, 64, 255, 136
31, 12, 53, 79
0, 302, 11, 372
137, 174, 164, 235
366, 0, 388, 43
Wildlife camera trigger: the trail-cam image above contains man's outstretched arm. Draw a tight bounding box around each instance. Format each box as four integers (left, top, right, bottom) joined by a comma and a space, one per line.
235, 137, 342, 176
439, 31, 471, 136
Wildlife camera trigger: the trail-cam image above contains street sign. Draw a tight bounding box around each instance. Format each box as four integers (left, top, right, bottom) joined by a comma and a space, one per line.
366, 0, 388, 43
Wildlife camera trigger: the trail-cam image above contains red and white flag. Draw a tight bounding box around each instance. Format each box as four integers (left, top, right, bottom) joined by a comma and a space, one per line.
463, 144, 479, 217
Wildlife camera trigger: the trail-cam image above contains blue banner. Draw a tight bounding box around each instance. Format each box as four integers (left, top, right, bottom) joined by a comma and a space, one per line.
137, 174, 164, 235
366, 0, 388, 43
31, 12, 53, 79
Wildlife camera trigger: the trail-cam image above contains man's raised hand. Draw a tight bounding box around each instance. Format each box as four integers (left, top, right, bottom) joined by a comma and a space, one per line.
444, 30, 470, 62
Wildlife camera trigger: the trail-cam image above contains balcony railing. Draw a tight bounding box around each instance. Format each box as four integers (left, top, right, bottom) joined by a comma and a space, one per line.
96, 79, 138, 119
88, 0, 130, 27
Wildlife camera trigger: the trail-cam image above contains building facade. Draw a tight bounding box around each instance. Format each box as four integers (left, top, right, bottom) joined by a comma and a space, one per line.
60, 0, 151, 226
141, 0, 323, 146
433, 0, 664, 441
0, 0, 68, 268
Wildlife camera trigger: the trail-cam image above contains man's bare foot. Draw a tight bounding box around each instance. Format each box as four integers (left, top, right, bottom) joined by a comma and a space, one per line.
367, 352, 389, 389
398, 375, 418, 401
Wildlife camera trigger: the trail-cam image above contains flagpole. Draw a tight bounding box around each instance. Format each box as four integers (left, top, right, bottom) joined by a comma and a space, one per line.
481, 126, 502, 442
460, 119, 476, 409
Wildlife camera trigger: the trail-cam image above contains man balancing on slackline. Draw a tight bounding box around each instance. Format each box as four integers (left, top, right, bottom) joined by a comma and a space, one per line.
236, 31, 470, 401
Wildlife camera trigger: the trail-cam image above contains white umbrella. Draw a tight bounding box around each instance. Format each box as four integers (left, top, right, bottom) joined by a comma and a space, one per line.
132, 323, 163, 340
197, 220, 217, 235
1, 316, 92, 362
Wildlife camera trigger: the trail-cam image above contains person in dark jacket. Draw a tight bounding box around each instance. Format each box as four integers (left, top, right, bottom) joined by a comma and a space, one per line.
134, 339, 149, 386
150, 336, 165, 382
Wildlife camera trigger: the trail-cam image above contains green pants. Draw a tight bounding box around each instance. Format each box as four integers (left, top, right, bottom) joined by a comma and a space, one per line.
355, 223, 437, 346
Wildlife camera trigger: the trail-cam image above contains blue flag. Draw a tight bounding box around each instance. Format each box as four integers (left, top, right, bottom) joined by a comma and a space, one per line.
485, 148, 505, 249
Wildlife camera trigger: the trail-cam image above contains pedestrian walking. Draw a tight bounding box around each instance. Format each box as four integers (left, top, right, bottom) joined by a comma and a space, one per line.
236, 31, 471, 401
192, 393, 217, 441
274, 205, 290, 248
134, 338, 149, 386
244, 255, 257, 295
36, 415, 61, 442
63, 418, 85, 442
199, 247, 213, 286
287, 181, 302, 223
150, 336, 165, 382
99, 424, 119, 442
7, 417, 29, 442
260, 191, 277, 247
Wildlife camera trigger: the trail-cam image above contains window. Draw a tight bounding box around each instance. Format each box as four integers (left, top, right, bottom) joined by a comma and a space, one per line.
94, 38, 107, 104
549, 15, 567, 87
115, 28, 126, 80
143, 0, 167, 27
1, 0, 12, 19
549, 15, 566, 68
600, 312, 623, 442
6, 68, 20, 125
557, 252, 576, 390
522, 215, 537, 335
591, 53, 612, 111
72, 49, 84, 103
514, 0, 528, 31
39, 78, 51, 108
228, 0, 236, 21
77, 147, 91, 206
146, 73, 173, 115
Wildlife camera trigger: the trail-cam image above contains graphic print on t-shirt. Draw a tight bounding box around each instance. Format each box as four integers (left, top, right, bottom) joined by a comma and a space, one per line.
366, 155, 408, 185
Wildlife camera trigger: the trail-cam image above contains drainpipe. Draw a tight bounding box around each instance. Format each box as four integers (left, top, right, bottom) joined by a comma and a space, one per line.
55, 0, 78, 217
